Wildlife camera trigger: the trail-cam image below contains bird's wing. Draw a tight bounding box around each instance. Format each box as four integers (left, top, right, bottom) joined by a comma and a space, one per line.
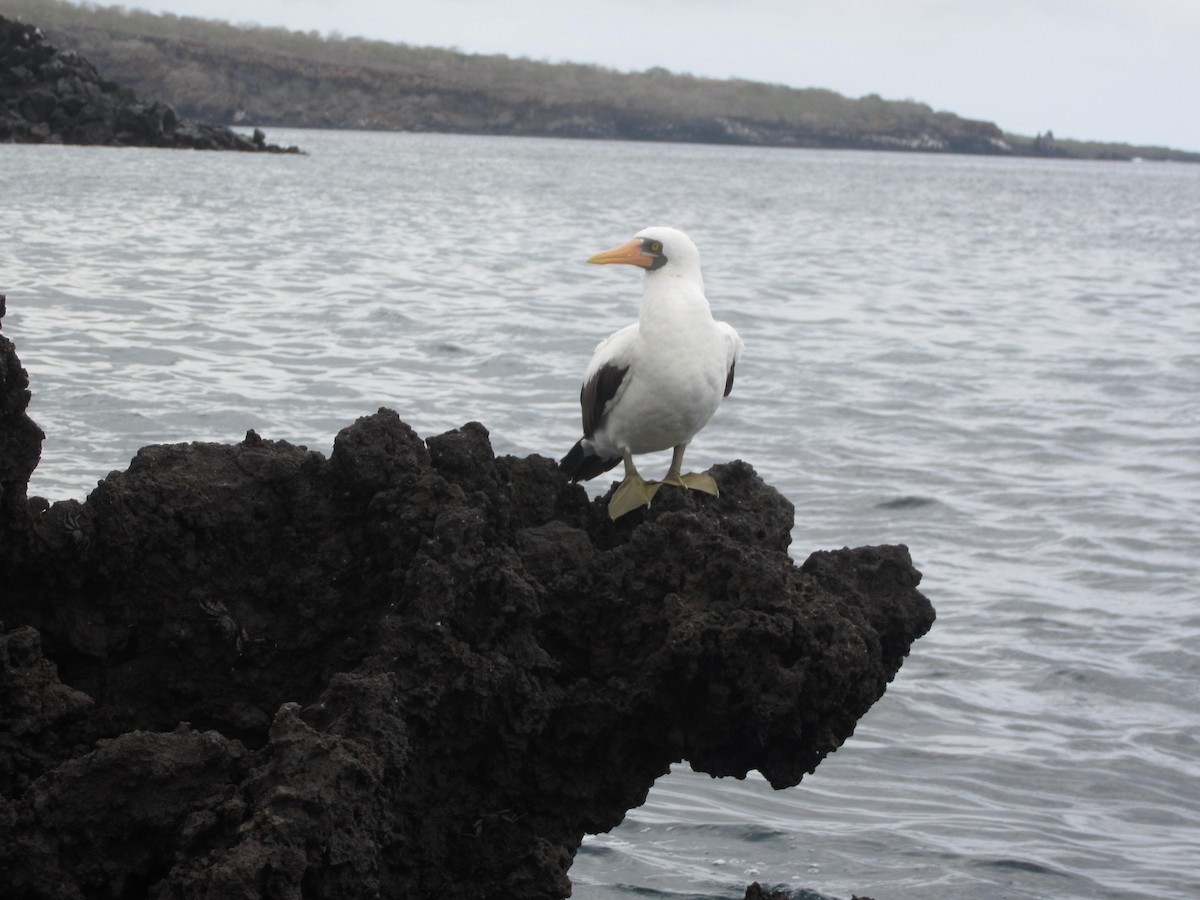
717, 321, 743, 397
580, 323, 638, 438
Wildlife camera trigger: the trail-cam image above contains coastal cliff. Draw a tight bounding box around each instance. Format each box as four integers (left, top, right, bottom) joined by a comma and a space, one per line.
0, 297, 934, 899
0, 15, 298, 152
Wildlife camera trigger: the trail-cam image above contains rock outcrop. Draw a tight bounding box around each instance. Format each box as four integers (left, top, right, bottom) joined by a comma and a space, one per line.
0, 16, 299, 152
0, 296, 934, 899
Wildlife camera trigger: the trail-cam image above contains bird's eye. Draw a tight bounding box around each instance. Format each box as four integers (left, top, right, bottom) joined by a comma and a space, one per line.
649, 240, 663, 253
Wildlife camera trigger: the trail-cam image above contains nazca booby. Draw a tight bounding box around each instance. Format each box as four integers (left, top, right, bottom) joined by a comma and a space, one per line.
559, 226, 744, 519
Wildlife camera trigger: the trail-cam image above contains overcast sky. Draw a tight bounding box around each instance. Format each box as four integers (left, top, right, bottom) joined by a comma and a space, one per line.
129, 0, 1200, 151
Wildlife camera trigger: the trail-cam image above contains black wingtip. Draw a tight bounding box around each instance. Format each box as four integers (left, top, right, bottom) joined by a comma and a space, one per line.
559, 439, 621, 483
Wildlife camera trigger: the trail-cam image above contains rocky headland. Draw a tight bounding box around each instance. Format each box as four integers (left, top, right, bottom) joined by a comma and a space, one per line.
0, 295, 934, 899
0, 15, 299, 152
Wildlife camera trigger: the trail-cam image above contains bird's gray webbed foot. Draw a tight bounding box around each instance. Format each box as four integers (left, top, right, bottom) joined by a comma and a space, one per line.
609, 472, 662, 520
660, 444, 719, 497
608, 448, 663, 520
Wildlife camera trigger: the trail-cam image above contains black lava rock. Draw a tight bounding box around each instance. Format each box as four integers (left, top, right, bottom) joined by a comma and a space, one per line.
0, 16, 299, 152
0, 298, 934, 899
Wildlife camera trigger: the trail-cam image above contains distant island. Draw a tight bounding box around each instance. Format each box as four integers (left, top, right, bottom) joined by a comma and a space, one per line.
5, 0, 1198, 163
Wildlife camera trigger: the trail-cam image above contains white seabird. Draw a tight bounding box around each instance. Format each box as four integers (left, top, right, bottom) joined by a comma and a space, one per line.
559, 226, 744, 520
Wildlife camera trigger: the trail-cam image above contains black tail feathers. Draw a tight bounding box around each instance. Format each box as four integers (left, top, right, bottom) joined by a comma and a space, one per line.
559, 439, 621, 482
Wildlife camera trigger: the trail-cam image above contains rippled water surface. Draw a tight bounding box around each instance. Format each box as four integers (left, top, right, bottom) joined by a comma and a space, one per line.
3, 130, 1199, 899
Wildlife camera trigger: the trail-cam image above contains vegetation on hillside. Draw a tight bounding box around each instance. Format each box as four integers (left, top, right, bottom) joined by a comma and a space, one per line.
5, 0, 1197, 161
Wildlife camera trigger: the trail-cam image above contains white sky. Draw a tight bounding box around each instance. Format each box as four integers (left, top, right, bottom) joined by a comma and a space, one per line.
126, 0, 1200, 151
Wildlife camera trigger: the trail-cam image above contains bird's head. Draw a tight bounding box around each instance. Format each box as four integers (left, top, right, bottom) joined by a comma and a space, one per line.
587, 226, 700, 276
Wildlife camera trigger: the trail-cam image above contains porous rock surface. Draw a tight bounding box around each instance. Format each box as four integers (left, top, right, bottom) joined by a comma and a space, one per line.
0, 15, 298, 151
0, 297, 934, 899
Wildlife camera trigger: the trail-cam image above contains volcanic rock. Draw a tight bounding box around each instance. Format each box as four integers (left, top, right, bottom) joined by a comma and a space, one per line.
0, 297, 934, 899
0, 15, 299, 151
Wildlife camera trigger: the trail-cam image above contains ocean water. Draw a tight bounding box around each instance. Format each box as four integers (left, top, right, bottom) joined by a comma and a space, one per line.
3, 129, 1199, 899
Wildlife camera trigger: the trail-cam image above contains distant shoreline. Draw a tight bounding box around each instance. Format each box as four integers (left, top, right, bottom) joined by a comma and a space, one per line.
6, 0, 1198, 163
220, 123, 1199, 166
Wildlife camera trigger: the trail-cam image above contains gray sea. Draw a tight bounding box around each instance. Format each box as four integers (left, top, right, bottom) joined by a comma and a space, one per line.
3, 129, 1199, 899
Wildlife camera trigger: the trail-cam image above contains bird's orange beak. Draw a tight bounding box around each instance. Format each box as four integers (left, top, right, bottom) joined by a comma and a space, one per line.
587, 238, 654, 268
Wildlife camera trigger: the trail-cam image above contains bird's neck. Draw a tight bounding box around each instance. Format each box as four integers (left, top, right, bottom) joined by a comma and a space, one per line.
638, 273, 713, 332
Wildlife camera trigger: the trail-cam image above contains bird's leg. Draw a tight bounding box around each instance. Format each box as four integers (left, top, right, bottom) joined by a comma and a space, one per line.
660, 444, 719, 496
608, 449, 662, 520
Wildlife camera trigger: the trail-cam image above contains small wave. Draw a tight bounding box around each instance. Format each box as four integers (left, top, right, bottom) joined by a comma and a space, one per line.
875, 495, 937, 510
